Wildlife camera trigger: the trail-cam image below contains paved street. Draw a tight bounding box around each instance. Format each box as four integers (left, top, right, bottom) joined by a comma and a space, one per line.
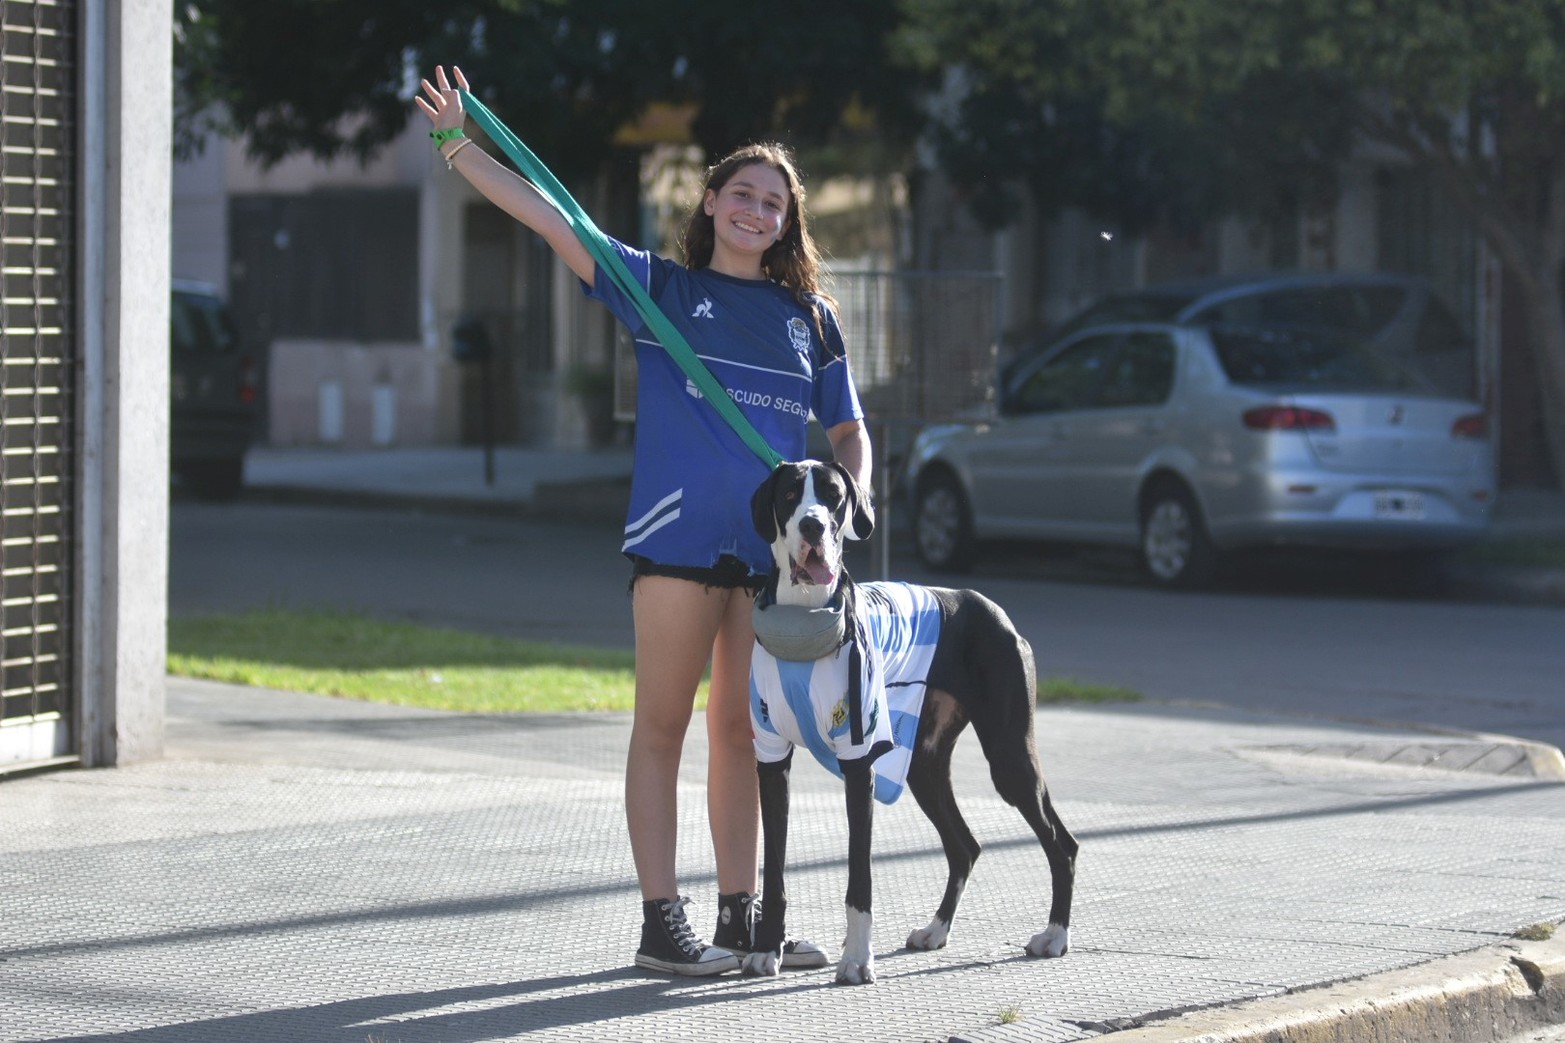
171, 498, 1565, 750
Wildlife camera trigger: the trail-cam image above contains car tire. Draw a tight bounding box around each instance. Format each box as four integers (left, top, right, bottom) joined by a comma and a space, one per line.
912, 470, 977, 572
1139, 481, 1217, 589
181, 458, 245, 502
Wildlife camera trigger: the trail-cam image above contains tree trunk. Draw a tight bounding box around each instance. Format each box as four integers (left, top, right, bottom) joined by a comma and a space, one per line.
1515, 272, 1565, 492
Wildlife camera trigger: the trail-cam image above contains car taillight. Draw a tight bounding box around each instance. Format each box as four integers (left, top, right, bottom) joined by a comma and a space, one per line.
1242, 406, 1336, 432
238, 355, 259, 404
1451, 413, 1487, 439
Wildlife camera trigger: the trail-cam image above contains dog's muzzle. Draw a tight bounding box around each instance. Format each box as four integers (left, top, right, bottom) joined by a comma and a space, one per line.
752, 587, 847, 662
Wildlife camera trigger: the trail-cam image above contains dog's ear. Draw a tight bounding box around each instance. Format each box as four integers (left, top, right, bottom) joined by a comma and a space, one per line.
830, 461, 875, 541
751, 464, 788, 543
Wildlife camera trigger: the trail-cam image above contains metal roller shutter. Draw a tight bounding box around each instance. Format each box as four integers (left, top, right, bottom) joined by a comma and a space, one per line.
1, 0, 74, 772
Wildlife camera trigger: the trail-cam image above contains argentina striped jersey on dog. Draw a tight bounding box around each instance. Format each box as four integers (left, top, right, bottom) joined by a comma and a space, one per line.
584, 236, 862, 573
750, 583, 941, 805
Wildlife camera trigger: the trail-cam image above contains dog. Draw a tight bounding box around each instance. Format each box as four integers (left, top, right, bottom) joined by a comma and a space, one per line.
743, 459, 1077, 985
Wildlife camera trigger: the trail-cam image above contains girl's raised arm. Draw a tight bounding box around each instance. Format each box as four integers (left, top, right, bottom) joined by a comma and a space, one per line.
417, 66, 596, 287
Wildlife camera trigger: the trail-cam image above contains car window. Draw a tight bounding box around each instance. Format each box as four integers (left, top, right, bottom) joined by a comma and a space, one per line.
1410, 297, 1477, 397
1211, 327, 1432, 392
171, 291, 237, 354
1097, 332, 1176, 407
1050, 293, 1194, 341
1415, 297, 1470, 355
1009, 334, 1120, 413
1193, 285, 1407, 335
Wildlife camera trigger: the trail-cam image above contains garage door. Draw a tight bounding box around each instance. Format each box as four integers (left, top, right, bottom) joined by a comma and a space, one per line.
1, 0, 76, 772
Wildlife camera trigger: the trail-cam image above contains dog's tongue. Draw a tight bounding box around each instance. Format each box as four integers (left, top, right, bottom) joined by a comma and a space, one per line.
791, 548, 836, 587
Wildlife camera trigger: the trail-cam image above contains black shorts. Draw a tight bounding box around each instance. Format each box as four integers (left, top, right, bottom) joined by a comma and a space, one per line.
627, 553, 765, 595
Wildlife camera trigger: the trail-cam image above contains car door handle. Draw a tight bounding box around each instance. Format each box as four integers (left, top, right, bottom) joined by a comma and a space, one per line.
1140, 419, 1166, 435
1050, 422, 1069, 439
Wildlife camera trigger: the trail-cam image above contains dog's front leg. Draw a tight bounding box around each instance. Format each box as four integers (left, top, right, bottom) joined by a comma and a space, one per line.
744, 753, 793, 977
838, 757, 876, 985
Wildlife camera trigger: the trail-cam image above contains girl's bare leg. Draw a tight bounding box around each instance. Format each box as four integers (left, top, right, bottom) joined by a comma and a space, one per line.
706, 586, 760, 895
627, 575, 729, 901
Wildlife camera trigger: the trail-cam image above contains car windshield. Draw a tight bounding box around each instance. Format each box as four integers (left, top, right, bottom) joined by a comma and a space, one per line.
1050, 292, 1196, 341
173, 292, 238, 354
1210, 326, 1438, 394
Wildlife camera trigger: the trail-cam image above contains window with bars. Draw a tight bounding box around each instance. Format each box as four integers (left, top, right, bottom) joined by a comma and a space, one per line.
1, 0, 75, 768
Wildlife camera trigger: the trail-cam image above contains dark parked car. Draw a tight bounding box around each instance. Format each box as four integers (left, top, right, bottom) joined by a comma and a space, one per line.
171, 280, 262, 500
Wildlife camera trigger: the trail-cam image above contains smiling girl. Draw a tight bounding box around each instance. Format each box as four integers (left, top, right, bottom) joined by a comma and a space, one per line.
418, 67, 871, 975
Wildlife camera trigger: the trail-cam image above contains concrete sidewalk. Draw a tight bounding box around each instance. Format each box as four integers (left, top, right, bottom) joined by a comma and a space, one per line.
3, 678, 1564, 1043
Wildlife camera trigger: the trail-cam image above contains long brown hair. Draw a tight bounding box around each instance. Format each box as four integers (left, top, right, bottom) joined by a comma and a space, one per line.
679, 142, 838, 335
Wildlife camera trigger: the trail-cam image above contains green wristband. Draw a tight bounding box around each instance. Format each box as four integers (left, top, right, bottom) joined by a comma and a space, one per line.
429, 127, 465, 146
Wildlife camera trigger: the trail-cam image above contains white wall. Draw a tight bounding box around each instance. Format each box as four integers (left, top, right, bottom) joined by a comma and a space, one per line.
77, 0, 172, 766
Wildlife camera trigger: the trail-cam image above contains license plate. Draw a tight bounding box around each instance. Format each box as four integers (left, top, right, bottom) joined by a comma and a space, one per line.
1374, 490, 1426, 520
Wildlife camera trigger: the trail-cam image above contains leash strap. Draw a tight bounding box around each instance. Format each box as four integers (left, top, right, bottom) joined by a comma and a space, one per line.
459, 91, 784, 471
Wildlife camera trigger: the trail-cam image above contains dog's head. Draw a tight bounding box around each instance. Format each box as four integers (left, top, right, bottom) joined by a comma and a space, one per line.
751, 460, 874, 594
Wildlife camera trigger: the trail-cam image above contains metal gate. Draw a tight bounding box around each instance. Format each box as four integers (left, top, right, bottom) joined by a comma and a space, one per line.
1, 0, 76, 772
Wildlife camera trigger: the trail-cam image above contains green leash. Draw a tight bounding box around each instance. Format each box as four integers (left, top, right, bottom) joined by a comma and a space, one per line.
459, 91, 784, 471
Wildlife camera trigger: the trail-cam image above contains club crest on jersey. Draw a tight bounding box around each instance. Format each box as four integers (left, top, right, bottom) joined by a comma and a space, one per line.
685, 378, 703, 399
787, 316, 810, 353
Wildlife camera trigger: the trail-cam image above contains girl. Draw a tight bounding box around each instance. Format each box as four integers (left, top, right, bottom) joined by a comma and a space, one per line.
418, 67, 871, 975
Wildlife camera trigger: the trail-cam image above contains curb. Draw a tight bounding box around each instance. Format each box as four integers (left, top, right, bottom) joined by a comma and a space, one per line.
239, 477, 629, 525
1243, 738, 1565, 782
1091, 932, 1565, 1043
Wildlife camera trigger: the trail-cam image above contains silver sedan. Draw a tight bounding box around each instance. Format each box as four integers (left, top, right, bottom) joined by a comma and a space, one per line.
905, 322, 1495, 588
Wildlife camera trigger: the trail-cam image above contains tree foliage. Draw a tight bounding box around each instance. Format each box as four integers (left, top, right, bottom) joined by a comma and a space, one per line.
174, 0, 929, 181
899, 0, 1565, 487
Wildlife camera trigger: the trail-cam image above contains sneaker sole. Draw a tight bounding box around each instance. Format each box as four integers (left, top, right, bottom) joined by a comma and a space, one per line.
780, 949, 830, 969
634, 951, 740, 976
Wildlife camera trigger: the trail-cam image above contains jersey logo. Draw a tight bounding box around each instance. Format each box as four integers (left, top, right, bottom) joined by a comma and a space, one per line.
692, 297, 714, 319
787, 316, 810, 353
830, 700, 847, 730
685, 378, 703, 399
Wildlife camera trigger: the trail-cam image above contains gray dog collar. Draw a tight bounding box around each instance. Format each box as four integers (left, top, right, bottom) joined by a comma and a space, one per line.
752, 588, 847, 662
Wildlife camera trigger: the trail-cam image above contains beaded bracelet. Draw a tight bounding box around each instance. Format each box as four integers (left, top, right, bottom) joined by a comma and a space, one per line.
429, 127, 465, 147
441, 137, 475, 170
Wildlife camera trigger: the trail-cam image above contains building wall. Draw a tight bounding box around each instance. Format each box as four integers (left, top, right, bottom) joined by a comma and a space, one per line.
76, 0, 172, 766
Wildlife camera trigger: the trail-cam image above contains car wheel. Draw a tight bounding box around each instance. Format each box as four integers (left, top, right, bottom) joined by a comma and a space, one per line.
913, 470, 977, 572
1140, 482, 1216, 589
181, 458, 245, 501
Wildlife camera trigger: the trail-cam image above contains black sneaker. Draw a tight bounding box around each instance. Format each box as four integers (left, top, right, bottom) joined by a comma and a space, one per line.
714, 891, 830, 969
635, 897, 739, 976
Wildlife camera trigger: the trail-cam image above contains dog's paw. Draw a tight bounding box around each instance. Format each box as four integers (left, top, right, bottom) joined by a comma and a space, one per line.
1025, 923, 1069, 958
741, 951, 781, 977
835, 954, 875, 985
906, 918, 951, 951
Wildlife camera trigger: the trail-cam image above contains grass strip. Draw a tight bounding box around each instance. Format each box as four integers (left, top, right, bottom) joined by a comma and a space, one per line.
168, 609, 1140, 713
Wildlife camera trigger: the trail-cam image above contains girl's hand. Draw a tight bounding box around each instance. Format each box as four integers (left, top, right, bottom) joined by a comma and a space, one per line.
415, 65, 470, 131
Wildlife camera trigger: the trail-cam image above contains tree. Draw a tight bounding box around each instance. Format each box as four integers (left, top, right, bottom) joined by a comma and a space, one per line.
174, 0, 928, 184
900, 0, 1565, 490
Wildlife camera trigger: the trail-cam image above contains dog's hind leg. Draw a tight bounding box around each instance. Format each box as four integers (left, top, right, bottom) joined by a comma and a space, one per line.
1014, 783, 1077, 957
904, 690, 978, 951
837, 757, 876, 985
985, 742, 1077, 956
969, 644, 1078, 958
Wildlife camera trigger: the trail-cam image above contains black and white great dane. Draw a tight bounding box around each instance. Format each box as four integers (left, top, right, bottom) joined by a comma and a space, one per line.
744, 459, 1078, 985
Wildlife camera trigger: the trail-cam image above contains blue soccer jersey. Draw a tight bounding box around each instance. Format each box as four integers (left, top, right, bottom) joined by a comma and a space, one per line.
750, 582, 941, 805
584, 237, 862, 574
